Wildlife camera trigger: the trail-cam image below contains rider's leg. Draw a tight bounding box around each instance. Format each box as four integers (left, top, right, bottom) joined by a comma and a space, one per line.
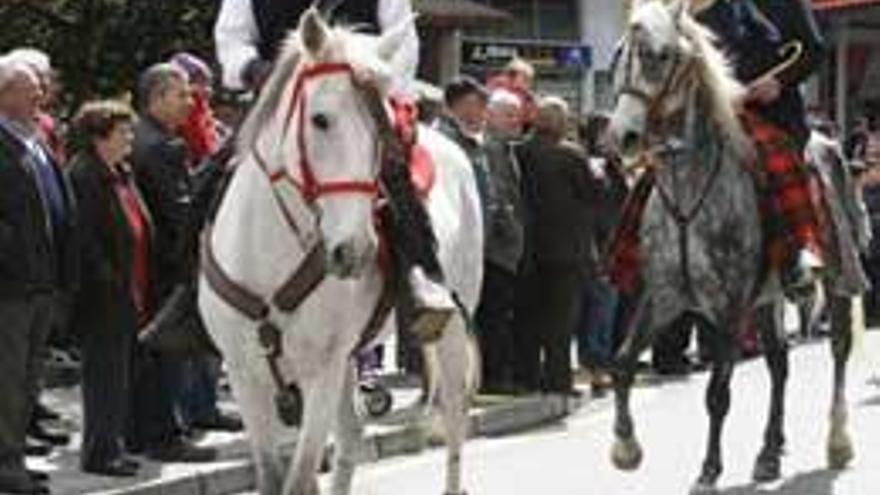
381, 151, 455, 344
748, 115, 823, 297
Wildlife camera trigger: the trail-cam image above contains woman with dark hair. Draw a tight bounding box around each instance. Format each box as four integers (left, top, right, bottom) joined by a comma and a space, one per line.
68, 100, 150, 477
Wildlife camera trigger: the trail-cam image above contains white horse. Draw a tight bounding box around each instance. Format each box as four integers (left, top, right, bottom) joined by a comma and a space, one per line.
198, 10, 482, 495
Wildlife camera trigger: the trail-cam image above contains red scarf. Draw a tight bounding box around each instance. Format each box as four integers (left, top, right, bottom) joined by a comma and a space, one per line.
111, 167, 153, 324
179, 87, 219, 166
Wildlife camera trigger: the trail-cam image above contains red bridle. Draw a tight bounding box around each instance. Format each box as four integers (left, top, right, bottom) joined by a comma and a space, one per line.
267, 62, 380, 204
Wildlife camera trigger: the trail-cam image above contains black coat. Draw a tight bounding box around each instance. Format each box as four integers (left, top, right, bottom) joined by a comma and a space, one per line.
252, 0, 380, 62
696, 0, 825, 147
131, 116, 196, 303
516, 135, 603, 277
68, 151, 151, 336
0, 123, 79, 298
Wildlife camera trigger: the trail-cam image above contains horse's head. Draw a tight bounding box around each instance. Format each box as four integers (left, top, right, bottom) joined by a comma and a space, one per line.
253, 9, 413, 279
610, 0, 698, 166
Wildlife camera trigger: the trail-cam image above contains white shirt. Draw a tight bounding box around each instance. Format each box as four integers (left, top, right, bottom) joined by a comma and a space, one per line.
215, 0, 420, 91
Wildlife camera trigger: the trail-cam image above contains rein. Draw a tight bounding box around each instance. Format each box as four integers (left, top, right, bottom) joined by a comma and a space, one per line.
653, 135, 726, 298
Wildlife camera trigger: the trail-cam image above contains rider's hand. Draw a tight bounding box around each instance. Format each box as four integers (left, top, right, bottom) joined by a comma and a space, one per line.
242, 58, 273, 91
747, 77, 782, 105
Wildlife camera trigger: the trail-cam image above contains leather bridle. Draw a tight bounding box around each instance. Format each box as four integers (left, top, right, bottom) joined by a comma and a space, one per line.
265, 61, 381, 205
615, 28, 696, 145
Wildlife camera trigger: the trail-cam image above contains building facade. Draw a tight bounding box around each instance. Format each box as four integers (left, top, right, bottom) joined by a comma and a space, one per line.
455, 0, 626, 115
813, 0, 880, 136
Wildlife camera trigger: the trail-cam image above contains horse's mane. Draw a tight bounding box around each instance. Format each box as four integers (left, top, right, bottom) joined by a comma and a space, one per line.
237, 36, 301, 153
677, 13, 753, 158
237, 25, 394, 154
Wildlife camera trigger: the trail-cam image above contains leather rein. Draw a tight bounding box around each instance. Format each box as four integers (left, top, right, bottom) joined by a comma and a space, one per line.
201, 61, 398, 426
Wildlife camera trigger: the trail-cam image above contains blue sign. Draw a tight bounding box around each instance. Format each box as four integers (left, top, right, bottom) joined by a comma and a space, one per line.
462, 38, 593, 71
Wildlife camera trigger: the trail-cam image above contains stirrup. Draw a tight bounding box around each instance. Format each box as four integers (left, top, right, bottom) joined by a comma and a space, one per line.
408, 267, 456, 343
782, 249, 822, 301
411, 306, 455, 343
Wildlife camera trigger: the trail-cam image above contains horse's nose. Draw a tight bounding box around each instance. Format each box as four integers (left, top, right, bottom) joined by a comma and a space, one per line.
328, 239, 372, 279
331, 243, 357, 272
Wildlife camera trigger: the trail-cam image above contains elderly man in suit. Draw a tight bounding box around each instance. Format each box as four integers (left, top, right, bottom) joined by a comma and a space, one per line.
0, 55, 78, 495
476, 89, 526, 394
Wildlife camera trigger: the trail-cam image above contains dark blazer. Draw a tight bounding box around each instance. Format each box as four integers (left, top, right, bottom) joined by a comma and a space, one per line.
251, 0, 380, 62
131, 116, 196, 303
68, 151, 150, 335
484, 133, 525, 274
696, 0, 825, 147
516, 135, 603, 277
0, 123, 78, 298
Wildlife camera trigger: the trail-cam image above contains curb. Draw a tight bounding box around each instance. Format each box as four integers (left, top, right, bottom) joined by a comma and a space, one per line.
98, 395, 574, 495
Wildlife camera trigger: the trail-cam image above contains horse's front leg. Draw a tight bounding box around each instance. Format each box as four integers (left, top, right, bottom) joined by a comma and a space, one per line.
753, 301, 789, 482
282, 362, 347, 495
224, 357, 288, 495
610, 297, 655, 472
827, 294, 855, 470
692, 325, 737, 495
433, 314, 479, 495
330, 361, 365, 495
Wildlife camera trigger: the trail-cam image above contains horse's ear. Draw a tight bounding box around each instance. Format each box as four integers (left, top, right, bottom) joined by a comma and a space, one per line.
299, 7, 330, 56
377, 13, 418, 62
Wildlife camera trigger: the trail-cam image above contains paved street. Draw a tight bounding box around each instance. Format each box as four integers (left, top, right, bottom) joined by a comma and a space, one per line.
301, 333, 880, 495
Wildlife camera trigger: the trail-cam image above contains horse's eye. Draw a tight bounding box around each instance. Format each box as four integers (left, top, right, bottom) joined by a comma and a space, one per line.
312, 113, 331, 131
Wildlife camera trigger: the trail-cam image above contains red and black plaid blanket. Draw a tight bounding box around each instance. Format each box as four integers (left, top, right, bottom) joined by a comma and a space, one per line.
608, 113, 823, 294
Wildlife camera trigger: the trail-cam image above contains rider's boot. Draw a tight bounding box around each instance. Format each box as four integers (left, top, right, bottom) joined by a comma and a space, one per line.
781, 248, 823, 301
407, 266, 456, 343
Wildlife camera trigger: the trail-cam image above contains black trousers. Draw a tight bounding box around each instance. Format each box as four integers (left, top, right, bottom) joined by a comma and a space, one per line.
80, 296, 136, 467
513, 265, 581, 393
126, 348, 184, 452
475, 262, 517, 389
0, 294, 55, 474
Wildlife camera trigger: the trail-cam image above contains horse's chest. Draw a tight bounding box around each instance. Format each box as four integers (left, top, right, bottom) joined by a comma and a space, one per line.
640, 171, 762, 296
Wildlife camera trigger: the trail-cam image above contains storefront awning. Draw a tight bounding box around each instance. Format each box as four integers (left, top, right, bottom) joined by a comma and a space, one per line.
414, 0, 511, 27
814, 0, 880, 10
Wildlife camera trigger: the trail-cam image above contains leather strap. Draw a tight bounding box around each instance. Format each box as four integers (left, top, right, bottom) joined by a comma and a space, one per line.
274, 241, 327, 312
202, 226, 270, 321
201, 224, 327, 321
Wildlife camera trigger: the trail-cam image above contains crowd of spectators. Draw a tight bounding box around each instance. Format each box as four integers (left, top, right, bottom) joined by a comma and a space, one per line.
0, 49, 246, 494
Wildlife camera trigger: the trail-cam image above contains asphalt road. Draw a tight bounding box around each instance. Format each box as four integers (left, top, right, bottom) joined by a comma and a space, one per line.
306, 333, 880, 495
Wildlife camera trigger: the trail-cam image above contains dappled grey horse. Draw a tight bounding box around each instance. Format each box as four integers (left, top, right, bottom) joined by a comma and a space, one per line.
607, 1, 862, 493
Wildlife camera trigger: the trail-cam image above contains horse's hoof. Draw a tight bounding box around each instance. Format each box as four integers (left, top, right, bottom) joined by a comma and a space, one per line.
752, 454, 782, 483
828, 439, 854, 470
611, 438, 643, 471
690, 481, 718, 495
